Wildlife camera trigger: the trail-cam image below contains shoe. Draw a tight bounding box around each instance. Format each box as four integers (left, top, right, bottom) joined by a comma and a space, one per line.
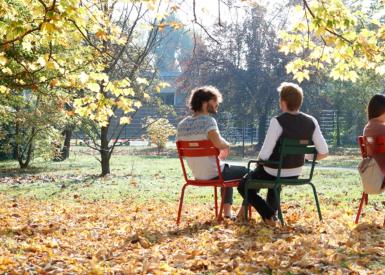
263, 216, 279, 227
224, 214, 236, 221
235, 207, 249, 222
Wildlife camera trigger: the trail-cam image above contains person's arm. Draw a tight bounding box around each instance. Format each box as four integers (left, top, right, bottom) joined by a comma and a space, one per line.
207, 130, 229, 149
258, 118, 283, 160
310, 117, 329, 160
316, 153, 328, 160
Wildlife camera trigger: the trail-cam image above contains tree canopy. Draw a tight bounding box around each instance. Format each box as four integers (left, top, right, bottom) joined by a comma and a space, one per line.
280, 0, 385, 83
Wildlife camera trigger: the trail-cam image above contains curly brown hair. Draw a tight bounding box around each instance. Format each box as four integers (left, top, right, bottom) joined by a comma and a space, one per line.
187, 86, 223, 112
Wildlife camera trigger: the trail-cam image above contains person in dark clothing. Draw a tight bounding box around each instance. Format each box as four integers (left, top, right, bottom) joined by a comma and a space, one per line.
237, 82, 329, 226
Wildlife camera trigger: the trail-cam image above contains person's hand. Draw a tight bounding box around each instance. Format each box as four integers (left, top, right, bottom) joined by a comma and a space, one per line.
219, 148, 229, 160
305, 154, 313, 160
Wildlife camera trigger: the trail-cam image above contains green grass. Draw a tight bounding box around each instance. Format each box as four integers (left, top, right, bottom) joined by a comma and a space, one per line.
317, 154, 360, 168
0, 148, 383, 211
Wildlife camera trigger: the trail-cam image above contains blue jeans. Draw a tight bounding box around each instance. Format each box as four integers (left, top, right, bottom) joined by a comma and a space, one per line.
214, 164, 248, 204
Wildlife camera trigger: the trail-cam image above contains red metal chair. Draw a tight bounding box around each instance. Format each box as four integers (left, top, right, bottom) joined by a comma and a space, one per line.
176, 140, 250, 225
355, 136, 385, 226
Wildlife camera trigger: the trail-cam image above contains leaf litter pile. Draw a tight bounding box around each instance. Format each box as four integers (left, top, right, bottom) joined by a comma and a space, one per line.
0, 195, 384, 274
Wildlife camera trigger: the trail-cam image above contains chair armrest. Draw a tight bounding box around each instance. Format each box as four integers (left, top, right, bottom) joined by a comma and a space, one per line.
257, 160, 280, 166
305, 159, 318, 165
247, 159, 259, 171
247, 159, 280, 170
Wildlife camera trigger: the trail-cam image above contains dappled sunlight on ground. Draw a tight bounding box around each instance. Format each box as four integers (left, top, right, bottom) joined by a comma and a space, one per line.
0, 195, 384, 273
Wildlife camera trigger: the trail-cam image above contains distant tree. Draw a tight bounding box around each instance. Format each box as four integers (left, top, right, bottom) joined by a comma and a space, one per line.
178, 5, 291, 145
0, 91, 65, 168
0, 0, 177, 175
146, 118, 176, 155
71, 1, 177, 176
323, 73, 385, 145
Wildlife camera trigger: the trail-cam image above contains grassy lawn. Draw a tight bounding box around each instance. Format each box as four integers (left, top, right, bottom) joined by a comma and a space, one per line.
0, 147, 384, 273
317, 153, 361, 168
0, 149, 370, 204
0, 146, 368, 204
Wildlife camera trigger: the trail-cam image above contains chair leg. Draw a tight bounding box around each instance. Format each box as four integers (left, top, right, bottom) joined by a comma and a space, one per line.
248, 205, 252, 219
214, 187, 218, 218
244, 185, 249, 220
364, 193, 368, 205
176, 183, 188, 225
355, 192, 366, 224
309, 182, 322, 221
274, 187, 284, 225
218, 187, 226, 222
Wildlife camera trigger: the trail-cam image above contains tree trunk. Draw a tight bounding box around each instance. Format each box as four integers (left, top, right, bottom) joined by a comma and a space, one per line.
60, 127, 73, 160
257, 113, 267, 148
14, 122, 20, 160
15, 123, 34, 169
100, 125, 110, 176
18, 141, 33, 169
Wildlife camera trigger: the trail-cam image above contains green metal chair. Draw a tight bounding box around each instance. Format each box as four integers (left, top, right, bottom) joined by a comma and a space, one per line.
243, 138, 322, 225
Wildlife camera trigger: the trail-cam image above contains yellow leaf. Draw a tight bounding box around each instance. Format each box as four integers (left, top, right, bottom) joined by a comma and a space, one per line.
42, 22, 56, 33
347, 70, 358, 82
375, 65, 385, 75
50, 79, 58, 87
79, 72, 89, 83
0, 55, 7, 66
90, 72, 109, 82
37, 56, 46, 66
133, 101, 142, 108
95, 30, 107, 40
146, 1, 156, 10
0, 256, 14, 265
46, 60, 57, 70
0, 85, 10, 94
121, 88, 134, 96
2, 67, 12, 75
136, 77, 149, 85
87, 82, 100, 93
120, 116, 131, 125
156, 12, 167, 21
22, 41, 32, 51
285, 62, 295, 74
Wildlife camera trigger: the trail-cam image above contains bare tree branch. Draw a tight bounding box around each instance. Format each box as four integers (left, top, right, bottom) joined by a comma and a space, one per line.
192, 0, 220, 45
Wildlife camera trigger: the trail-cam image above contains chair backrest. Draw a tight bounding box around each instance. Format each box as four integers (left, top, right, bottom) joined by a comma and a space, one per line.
358, 135, 385, 158
358, 136, 367, 158
176, 140, 222, 182
277, 138, 317, 180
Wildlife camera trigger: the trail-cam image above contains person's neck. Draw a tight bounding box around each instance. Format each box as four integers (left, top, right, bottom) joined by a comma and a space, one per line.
373, 116, 385, 123
193, 110, 209, 117
284, 110, 300, 114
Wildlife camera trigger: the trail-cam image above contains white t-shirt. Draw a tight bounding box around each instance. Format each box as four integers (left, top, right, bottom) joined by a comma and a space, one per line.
177, 115, 225, 180
259, 113, 329, 177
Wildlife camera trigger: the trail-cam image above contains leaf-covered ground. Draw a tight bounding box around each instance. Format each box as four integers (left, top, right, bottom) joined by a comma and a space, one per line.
0, 195, 384, 274
0, 151, 384, 273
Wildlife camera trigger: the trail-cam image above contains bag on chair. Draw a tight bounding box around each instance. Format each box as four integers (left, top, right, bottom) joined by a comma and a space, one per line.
358, 157, 385, 194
